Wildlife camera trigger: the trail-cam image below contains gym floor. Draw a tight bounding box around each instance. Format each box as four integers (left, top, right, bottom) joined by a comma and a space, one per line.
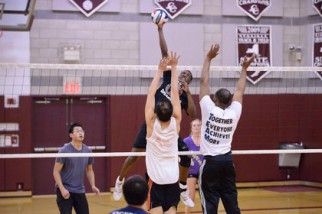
1, 185, 322, 213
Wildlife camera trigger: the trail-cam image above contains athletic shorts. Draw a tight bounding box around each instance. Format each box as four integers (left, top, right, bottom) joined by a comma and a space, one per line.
149, 181, 180, 212
188, 173, 199, 179
132, 122, 147, 149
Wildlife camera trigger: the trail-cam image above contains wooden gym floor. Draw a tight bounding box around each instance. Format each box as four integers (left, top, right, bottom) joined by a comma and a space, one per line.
1, 185, 322, 213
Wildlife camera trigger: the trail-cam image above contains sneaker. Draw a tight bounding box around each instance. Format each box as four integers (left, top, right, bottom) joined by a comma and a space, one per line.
113, 176, 124, 201
180, 189, 195, 207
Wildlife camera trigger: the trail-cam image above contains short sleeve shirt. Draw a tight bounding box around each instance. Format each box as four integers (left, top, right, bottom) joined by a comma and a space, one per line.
200, 95, 242, 156
55, 142, 93, 193
183, 136, 203, 175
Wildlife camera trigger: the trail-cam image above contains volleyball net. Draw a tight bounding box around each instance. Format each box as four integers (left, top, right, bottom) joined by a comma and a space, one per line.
0, 63, 322, 97
0, 63, 322, 159
1, 149, 322, 159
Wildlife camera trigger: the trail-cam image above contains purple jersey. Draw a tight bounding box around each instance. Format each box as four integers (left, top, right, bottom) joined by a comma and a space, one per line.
183, 136, 203, 175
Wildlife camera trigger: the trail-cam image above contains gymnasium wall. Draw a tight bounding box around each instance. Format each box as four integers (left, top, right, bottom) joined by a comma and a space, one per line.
0, 97, 32, 191
28, 0, 317, 66
1, 0, 322, 195
108, 94, 322, 185
0, 93, 322, 193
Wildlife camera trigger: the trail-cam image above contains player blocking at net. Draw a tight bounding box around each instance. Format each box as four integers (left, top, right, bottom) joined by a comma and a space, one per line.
113, 23, 197, 207
145, 51, 182, 213
199, 44, 256, 214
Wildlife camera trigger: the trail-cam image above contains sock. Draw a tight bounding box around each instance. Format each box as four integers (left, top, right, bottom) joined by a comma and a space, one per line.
117, 176, 124, 183
179, 181, 187, 192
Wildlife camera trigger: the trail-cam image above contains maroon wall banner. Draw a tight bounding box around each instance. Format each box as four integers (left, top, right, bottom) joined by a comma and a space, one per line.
237, 25, 271, 85
313, 0, 322, 18
69, 0, 109, 17
313, 24, 322, 80
237, 0, 271, 21
154, 0, 192, 19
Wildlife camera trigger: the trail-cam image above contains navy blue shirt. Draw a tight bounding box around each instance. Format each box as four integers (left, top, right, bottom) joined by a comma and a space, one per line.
155, 70, 188, 113
109, 206, 148, 214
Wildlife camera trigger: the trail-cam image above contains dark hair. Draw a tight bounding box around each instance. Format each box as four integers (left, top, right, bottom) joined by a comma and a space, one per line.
123, 175, 148, 206
215, 88, 232, 105
155, 99, 173, 122
68, 123, 83, 134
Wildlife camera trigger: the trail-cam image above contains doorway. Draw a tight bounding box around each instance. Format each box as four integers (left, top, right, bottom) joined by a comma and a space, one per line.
31, 96, 107, 195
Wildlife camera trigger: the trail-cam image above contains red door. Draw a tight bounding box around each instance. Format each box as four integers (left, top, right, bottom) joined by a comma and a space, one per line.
32, 96, 107, 195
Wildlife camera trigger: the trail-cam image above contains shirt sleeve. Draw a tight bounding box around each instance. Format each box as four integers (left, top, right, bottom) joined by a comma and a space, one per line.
200, 95, 213, 111
55, 147, 66, 163
86, 146, 94, 165
88, 157, 94, 165
229, 101, 242, 119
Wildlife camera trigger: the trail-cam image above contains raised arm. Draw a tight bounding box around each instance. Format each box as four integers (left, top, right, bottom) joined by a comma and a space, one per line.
145, 57, 168, 135
168, 52, 182, 132
232, 54, 256, 104
158, 24, 168, 58
199, 44, 220, 101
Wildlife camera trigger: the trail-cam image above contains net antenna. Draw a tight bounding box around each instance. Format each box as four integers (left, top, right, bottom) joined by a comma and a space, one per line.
0, 0, 36, 31
0, 3, 4, 38
0, 3, 4, 19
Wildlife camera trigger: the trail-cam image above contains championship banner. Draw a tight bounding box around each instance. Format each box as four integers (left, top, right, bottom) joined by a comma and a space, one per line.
237, 0, 271, 21
154, 0, 192, 19
313, 24, 322, 80
237, 25, 271, 85
313, 0, 322, 18
69, 0, 108, 17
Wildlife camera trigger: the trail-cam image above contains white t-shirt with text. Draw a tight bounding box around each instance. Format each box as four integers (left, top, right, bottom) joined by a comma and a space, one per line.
200, 95, 242, 156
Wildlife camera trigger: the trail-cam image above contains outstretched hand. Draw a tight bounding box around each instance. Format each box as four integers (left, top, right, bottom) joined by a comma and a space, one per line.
241, 54, 256, 69
207, 44, 220, 60
158, 57, 168, 72
168, 51, 180, 67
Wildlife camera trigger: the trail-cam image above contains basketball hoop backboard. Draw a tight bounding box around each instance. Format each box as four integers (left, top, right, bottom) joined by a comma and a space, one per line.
0, 0, 36, 31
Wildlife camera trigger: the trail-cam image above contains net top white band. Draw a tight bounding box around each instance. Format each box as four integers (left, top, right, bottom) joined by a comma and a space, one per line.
1, 62, 322, 72
1, 149, 322, 159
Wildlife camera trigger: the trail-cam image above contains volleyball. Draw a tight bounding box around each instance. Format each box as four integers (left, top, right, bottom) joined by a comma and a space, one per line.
151, 8, 169, 25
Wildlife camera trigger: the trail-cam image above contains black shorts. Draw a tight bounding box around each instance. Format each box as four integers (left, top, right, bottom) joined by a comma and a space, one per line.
188, 174, 199, 179
150, 181, 180, 212
132, 122, 148, 149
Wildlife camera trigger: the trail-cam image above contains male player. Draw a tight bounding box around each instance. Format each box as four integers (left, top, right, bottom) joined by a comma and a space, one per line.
199, 44, 255, 214
113, 24, 196, 208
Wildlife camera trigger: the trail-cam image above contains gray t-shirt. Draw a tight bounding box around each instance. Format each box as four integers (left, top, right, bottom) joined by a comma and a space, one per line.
55, 142, 93, 193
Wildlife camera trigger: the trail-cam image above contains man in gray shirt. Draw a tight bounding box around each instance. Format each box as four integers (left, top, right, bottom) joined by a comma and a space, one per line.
53, 123, 100, 214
